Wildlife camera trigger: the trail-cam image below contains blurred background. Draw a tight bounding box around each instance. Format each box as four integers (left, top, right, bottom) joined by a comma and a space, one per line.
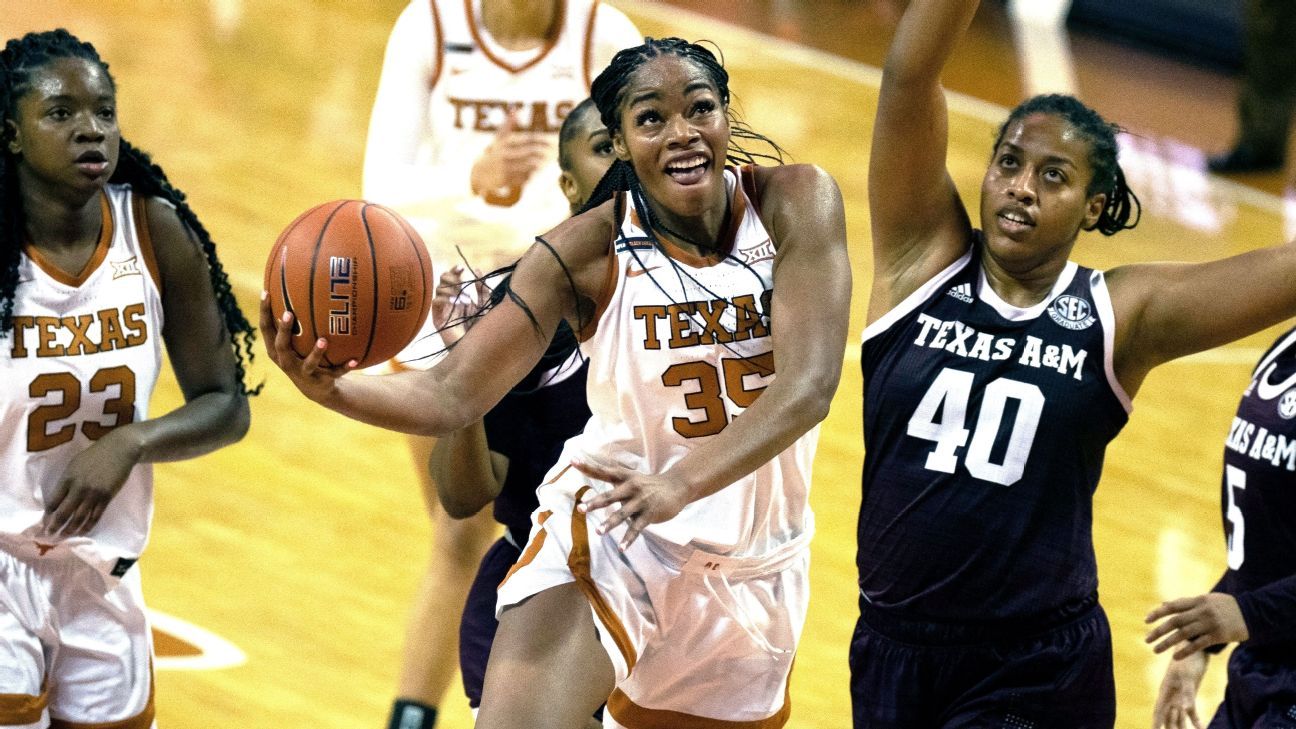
3, 1, 1289, 727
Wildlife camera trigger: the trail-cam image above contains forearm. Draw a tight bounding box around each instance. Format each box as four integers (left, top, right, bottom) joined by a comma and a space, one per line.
321, 368, 473, 437
884, 0, 980, 82
116, 389, 249, 464
431, 420, 502, 518
666, 372, 837, 504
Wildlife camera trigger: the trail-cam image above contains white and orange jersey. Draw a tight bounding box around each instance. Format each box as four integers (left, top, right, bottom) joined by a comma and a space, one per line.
362, 0, 641, 270
542, 166, 818, 557
0, 183, 164, 580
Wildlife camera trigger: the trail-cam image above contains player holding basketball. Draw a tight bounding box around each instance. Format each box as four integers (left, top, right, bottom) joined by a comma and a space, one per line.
1146, 325, 1296, 729
361, 3, 639, 726
429, 98, 611, 722
264, 37, 850, 729
0, 29, 254, 727
857, 0, 1296, 726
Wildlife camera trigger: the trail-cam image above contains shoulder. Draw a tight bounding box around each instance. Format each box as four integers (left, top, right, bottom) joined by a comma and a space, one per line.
592, 3, 640, 38
752, 163, 838, 199
546, 197, 619, 258
385, 0, 437, 54
137, 196, 207, 285
748, 164, 843, 237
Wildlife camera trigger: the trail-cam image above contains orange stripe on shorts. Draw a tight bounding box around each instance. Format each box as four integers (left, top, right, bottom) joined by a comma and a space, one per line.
567, 486, 638, 674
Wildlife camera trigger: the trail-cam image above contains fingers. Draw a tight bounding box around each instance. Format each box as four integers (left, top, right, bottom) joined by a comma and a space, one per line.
44, 488, 103, 537
1171, 634, 1216, 661
1146, 597, 1200, 623
572, 460, 630, 494
258, 292, 280, 364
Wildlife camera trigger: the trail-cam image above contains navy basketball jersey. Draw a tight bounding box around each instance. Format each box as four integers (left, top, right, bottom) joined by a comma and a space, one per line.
860, 239, 1130, 621
483, 330, 591, 545
1217, 326, 1296, 617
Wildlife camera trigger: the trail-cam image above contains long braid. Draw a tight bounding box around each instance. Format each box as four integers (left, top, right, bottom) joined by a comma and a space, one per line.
428, 37, 782, 378
0, 29, 257, 393
111, 141, 260, 394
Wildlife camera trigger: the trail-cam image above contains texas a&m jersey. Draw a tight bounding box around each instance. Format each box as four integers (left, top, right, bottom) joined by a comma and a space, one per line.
860, 238, 1130, 621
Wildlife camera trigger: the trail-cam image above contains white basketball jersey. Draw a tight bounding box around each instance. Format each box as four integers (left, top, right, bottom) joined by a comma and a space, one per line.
549, 166, 818, 556
423, 0, 604, 266
0, 183, 164, 579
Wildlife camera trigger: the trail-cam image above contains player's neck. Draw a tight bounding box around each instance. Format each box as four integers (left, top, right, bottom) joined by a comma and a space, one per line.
480, 0, 559, 50
18, 175, 104, 254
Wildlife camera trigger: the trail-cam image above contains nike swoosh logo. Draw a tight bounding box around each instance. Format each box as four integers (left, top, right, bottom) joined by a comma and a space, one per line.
1254, 362, 1296, 400
627, 266, 662, 278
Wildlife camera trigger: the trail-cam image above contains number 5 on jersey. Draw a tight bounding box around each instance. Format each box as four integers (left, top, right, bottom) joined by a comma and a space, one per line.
663, 352, 774, 438
907, 367, 1045, 486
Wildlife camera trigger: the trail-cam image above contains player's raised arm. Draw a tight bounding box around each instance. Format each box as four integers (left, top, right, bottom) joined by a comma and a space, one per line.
868, 0, 980, 322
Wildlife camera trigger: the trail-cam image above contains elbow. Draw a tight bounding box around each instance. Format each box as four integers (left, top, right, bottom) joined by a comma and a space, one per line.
439, 494, 486, 520
785, 378, 836, 429
221, 392, 251, 445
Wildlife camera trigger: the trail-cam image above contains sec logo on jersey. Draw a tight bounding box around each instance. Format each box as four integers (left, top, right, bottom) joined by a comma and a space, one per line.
1049, 295, 1095, 331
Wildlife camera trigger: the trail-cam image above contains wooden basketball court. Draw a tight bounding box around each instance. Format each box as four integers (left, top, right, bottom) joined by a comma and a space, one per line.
3, 2, 1288, 727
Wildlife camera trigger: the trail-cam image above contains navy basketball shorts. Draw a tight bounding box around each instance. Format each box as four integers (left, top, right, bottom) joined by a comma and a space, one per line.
1208, 644, 1296, 728
849, 595, 1115, 728
459, 537, 520, 709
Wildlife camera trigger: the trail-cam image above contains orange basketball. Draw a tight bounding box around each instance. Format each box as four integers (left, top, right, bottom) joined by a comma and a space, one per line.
264, 200, 433, 368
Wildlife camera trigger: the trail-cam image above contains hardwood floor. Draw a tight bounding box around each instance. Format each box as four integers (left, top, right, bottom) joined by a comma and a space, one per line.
2, 2, 1286, 727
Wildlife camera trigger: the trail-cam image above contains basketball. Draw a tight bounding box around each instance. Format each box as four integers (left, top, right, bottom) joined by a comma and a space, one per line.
264, 200, 433, 368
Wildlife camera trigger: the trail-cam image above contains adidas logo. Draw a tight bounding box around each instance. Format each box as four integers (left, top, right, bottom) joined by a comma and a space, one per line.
946, 283, 973, 303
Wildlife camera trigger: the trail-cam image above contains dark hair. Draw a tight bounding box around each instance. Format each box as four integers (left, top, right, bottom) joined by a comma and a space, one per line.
427, 38, 782, 378
557, 98, 599, 172
993, 94, 1140, 236
1, 29, 258, 394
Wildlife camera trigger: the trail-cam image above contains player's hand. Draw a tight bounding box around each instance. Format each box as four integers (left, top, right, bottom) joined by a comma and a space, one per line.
43, 428, 140, 537
258, 292, 355, 404
1146, 592, 1249, 659
469, 114, 550, 204
431, 265, 488, 348
1151, 651, 1209, 729
573, 460, 690, 549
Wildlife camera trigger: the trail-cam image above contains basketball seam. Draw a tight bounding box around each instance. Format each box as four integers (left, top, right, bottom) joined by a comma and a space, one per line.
396, 213, 432, 345
358, 204, 381, 368
309, 201, 352, 366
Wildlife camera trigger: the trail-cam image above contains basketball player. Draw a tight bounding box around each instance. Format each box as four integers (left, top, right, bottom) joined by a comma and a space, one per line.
429, 99, 611, 722
1147, 325, 1296, 729
0, 29, 255, 728
856, 0, 1296, 726
361, 4, 639, 726
263, 38, 850, 729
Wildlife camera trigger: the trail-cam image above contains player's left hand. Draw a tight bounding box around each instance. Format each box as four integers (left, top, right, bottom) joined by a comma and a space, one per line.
43, 428, 141, 537
573, 460, 690, 549
1145, 592, 1249, 659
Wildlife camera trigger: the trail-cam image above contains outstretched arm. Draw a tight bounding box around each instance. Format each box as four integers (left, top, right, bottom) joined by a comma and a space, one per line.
868, 0, 979, 323
581, 165, 850, 546
46, 199, 249, 535
261, 212, 612, 437
1107, 240, 1296, 395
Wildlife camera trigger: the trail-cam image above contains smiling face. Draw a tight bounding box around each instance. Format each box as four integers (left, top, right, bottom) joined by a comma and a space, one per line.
611, 54, 730, 222
979, 112, 1106, 271
6, 56, 120, 200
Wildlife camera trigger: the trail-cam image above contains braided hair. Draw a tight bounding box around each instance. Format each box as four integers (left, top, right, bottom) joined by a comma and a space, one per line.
1, 29, 259, 394
428, 38, 785, 378
993, 94, 1141, 236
